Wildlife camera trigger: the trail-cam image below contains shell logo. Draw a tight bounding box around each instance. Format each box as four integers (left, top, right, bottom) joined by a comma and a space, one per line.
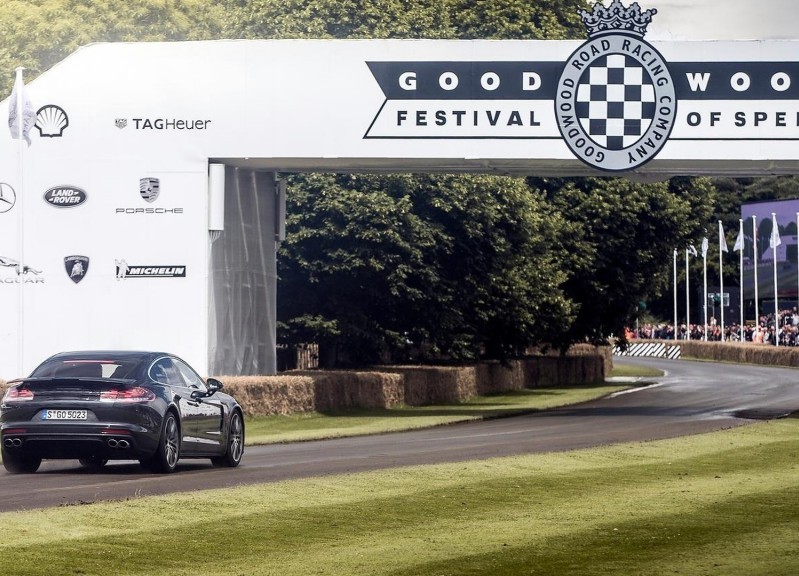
35, 105, 69, 138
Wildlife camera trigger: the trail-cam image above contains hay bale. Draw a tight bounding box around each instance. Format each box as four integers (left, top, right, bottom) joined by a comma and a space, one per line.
304, 370, 404, 412
475, 362, 525, 395
381, 366, 478, 405
219, 375, 315, 416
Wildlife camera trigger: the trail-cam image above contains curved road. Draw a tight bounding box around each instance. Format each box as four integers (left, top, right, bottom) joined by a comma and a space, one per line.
1, 357, 798, 512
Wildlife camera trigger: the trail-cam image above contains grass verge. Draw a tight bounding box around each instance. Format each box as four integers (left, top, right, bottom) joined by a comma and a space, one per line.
243, 362, 659, 445
608, 361, 663, 378
0, 419, 796, 576
245, 383, 630, 444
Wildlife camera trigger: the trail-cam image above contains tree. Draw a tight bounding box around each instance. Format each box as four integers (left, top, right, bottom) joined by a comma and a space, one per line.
532, 176, 717, 344
0, 0, 224, 92
278, 173, 573, 365
223, 0, 587, 40
278, 173, 438, 366
409, 174, 573, 360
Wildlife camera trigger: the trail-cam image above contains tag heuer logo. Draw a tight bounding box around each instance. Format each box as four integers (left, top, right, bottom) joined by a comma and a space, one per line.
139, 177, 160, 203
115, 119, 128, 129
64, 255, 89, 284
555, 0, 676, 171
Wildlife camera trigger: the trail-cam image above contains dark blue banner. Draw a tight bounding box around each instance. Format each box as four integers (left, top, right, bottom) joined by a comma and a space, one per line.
367, 61, 799, 100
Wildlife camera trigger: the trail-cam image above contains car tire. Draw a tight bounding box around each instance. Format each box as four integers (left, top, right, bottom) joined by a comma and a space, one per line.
147, 411, 180, 473
211, 410, 244, 468
1, 446, 42, 474
79, 457, 108, 470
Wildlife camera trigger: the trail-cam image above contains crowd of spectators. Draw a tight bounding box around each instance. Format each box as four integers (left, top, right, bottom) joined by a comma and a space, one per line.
630, 308, 799, 346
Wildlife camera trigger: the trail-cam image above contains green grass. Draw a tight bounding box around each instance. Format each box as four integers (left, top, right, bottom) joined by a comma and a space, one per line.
608, 361, 663, 378
0, 419, 797, 575
245, 383, 629, 444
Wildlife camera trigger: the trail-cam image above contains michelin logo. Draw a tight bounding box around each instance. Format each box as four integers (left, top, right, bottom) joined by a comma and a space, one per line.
116, 260, 186, 279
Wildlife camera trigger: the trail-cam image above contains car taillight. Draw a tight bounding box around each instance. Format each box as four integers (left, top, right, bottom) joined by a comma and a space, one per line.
100, 429, 132, 435
3, 387, 34, 402
100, 387, 156, 403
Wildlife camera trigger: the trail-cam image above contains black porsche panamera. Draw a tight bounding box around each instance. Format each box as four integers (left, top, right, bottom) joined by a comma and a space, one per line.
0, 351, 244, 474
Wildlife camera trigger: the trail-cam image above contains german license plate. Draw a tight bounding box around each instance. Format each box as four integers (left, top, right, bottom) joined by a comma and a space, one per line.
42, 409, 88, 420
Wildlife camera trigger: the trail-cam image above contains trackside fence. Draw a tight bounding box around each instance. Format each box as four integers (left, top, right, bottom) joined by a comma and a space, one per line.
613, 342, 681, 359
616, 339, 799, 368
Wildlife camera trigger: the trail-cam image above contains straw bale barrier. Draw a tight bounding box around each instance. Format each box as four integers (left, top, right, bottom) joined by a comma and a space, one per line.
220, 370, 405, 415
651, 340, 799, 367
218, 348, 611, 416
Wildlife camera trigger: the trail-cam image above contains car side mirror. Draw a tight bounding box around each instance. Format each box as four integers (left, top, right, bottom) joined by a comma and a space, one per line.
206, 378, 224, 395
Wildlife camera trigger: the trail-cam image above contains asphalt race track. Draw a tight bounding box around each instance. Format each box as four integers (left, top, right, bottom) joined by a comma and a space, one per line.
1, 357, 798, 512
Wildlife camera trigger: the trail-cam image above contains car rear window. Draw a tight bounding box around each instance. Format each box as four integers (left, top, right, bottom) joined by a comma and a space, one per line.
31, 359, 139, 379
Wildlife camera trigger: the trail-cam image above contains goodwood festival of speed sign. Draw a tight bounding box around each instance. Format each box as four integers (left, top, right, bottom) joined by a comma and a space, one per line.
555, 0, 676, 171
365, 0, 685, 173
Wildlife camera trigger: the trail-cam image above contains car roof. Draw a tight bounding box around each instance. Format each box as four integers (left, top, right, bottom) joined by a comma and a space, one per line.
45, 351, 169, 363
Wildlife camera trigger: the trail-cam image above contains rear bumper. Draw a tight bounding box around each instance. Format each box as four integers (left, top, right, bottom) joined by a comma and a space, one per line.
1, 423, 158, 460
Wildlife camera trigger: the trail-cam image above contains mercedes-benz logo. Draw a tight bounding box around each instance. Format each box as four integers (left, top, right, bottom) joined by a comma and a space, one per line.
0, 183, 17, 213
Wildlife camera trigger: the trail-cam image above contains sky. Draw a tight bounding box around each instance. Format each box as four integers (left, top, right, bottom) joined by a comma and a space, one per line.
619, 0, 799, 41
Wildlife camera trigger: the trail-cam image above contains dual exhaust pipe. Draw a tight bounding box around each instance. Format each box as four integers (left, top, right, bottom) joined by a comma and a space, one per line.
3, 438, 22, 448
107, 438, 130, 449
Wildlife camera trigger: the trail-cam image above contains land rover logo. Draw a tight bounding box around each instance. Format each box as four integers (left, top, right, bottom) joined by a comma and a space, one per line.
43, 186, 88, 208
555, 0, 676, 171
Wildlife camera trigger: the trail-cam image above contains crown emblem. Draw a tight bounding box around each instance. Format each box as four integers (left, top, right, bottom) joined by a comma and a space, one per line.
578, 0, 657, 38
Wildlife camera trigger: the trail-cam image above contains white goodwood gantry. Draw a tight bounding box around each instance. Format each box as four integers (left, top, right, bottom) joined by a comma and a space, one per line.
1, 37, 799, 379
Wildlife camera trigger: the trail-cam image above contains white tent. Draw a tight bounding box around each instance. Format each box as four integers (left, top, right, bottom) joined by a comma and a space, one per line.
2, 37, 799, 378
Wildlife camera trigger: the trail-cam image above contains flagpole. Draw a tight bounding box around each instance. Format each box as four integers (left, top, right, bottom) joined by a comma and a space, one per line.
673, 248, 678, 341
702, 240, 707, 341
719, 221, 725, 341
738, 218, 744, 342
753, 215, 759, 331
14, 67, 26, 375
772, 212, 779, 346
685, 249, 690, 339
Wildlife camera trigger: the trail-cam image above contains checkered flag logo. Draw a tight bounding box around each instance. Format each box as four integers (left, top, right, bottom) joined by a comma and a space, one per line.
555, 0, 676, 172
576, 54, 656, 151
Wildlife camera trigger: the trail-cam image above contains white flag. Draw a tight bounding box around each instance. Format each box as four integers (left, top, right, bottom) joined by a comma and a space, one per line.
688, 244, 698, 257
701, 237, 709, 258
718, 221, 728, 253
8, 67, 35, 145
733, 223, 744, 252
770, 213, 782, 249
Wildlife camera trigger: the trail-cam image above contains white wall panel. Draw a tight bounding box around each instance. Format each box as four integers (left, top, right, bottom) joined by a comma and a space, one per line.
0, 36, 798, 378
